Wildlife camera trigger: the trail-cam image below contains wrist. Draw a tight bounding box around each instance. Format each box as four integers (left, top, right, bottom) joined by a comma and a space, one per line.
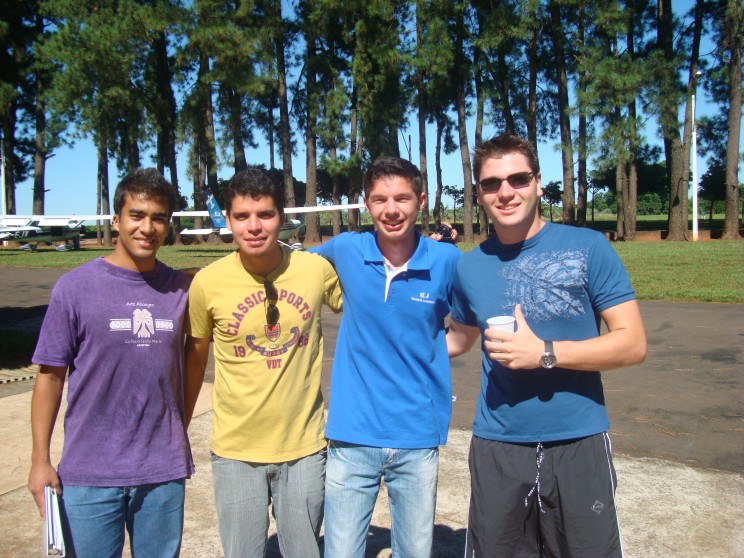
539, 340, 557, 369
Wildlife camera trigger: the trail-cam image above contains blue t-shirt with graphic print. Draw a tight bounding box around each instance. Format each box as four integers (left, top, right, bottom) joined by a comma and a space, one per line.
450, 222, 636, 443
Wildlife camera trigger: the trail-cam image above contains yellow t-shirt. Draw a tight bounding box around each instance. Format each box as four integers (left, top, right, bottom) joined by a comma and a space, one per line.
189, 247, 342, 462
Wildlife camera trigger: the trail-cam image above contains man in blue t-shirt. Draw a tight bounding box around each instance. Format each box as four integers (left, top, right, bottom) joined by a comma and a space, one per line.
447, 134, 647, 557
310, 157, 461, 557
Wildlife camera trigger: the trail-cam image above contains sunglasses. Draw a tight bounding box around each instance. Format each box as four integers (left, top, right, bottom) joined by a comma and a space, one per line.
264, 280, 279, 326
478, 172, 534, 193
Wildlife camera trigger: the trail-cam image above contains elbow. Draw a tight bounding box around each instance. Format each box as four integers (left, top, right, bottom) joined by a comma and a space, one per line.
628, 338, 647, 366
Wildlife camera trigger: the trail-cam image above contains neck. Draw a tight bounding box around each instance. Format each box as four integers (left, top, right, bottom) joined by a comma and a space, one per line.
494, 219, 545, 245
104, 251, 157, 273
376, 233, 417, 268
236, 245, 284, 277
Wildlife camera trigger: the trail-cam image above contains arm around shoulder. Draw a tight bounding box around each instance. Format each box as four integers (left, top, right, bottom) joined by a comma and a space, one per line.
184, 336, 211, 428
447, 318, 481, 358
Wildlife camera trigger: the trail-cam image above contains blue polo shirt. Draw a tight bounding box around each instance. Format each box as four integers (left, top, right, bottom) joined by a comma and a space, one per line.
310, 232, 461, 448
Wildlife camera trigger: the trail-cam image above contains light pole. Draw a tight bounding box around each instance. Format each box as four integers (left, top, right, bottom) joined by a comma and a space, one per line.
691, 70, 702, 241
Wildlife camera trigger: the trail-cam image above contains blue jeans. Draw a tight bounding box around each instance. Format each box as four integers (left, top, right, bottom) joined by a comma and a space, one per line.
58, 480, 185, 558
211, 449, 326, 558
324, 441, 439, 558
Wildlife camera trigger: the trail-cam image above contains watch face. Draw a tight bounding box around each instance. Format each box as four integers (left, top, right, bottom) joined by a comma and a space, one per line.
540, 353, 557, 369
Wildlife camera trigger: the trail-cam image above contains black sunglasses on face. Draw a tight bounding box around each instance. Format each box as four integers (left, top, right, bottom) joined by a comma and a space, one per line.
478, 172, 534, 193
264, 280, 279, 326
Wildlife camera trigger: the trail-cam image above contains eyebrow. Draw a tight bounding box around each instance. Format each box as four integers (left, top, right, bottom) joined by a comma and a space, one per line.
128, 209, 169, 218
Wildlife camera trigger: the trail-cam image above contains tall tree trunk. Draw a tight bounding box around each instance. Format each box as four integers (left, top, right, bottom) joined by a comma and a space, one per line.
228, 88, 247, 172
624, 0, 639, 240
304, 18, 320, 244
274, 0, 294, 208
434, 116, 444, 226
722, 0, 742, 239
616, 156, 627, 240
151, 29, 182, 244
576, 1, 587, 227
33, 10, 46, 215
661, 0, 702, 240
527, 4, 538, 148
548, 0, 575, 225
416, 1, 430, 235
268, 106, 275, 170
330, 144, 341, 236
347, 85, 360, 231
96, 131, 112, 245
1, 108, 17, 215
455, 7, 474, 242
496, 45, 516, 133
474, 54, 488, 239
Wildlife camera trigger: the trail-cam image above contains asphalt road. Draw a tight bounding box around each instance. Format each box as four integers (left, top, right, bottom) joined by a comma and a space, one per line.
1, 265, 742, 473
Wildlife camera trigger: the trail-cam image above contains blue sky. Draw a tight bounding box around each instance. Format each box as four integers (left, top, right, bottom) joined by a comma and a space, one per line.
7, 1, 742, 216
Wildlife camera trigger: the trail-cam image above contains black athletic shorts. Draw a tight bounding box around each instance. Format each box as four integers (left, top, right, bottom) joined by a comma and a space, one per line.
465, 432, 623, 557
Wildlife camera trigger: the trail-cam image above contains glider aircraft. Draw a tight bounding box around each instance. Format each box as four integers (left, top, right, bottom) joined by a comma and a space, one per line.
1, 193, 364, 252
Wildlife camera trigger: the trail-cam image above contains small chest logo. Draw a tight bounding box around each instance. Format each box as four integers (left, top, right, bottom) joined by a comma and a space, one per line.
265, 323, 281, 342
133, 308, 155, 338
110, 308, 174, 337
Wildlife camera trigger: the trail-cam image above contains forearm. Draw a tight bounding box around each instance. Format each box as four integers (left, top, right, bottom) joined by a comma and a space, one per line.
30, 367, 66, 465
447, 319, 480, 358
552, 329, 647, 371
184, 338, 209, 427
28, 366, 66, 517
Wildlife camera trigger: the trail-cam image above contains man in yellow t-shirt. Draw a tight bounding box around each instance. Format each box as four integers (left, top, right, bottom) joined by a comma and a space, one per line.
184, 168, 342, 558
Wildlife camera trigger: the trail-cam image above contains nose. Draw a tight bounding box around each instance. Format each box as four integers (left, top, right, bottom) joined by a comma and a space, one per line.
140, 217, 155, 234
246, 215, 262, 233
383, 198, 399, 214
497, 181, 516, 199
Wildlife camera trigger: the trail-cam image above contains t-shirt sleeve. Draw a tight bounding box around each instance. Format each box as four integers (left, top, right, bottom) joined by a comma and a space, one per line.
188, 274, 213, 339
450, 261, 477, 327
588, 234, 636, 312
32, 277, 77, 367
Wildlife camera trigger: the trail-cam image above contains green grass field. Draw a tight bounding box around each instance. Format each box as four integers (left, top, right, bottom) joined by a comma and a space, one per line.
1, 238, 742, 303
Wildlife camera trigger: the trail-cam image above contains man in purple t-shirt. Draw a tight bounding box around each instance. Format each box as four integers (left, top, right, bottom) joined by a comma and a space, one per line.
27, 169, 194, 558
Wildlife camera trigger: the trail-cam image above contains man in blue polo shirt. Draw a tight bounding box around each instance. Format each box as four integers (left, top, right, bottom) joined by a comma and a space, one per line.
310, 157, 461, 557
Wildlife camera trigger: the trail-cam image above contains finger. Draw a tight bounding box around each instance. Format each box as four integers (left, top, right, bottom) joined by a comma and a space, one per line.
514, 304, 528, 331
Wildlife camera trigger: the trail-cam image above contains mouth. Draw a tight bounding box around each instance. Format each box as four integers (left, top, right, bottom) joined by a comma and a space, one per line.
497, 202, 520, 213
135, 238, 157, 249
382, 221, 404, 232
243, 237, 267, 247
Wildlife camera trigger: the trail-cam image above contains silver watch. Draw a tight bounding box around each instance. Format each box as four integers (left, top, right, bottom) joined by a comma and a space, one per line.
539, 340, 557, 369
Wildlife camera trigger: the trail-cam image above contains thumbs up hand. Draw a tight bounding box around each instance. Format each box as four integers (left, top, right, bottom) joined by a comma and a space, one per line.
483, 304, 544, 370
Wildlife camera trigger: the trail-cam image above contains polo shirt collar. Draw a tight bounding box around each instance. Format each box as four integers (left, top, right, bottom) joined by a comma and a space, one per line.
362, 231, 431, 270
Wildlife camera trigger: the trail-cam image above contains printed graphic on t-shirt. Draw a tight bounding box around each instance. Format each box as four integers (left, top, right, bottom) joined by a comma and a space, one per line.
501, 249, 589, 322
226, 287, 312, 369
109, 303, 175, 346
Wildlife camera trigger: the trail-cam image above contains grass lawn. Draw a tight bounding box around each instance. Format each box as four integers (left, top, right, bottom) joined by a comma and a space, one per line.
1, 237, 742, 303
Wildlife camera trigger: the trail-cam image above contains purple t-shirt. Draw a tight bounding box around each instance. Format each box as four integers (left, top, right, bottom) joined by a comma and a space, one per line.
33, 257, 194, 487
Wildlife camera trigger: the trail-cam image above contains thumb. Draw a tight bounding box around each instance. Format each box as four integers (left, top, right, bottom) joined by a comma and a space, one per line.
514, 304, 527, 330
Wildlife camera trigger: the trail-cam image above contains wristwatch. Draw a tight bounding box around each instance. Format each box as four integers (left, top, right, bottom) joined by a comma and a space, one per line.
539, 340, 557, 369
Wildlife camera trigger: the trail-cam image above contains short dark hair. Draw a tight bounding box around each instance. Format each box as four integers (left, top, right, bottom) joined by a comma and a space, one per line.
225, 168, 285, 214
363, 157, 423, 198
473, 134, 540, 182
114, 168, 177, 216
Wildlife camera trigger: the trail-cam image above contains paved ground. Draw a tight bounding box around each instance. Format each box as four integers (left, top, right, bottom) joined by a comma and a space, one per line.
1, 265, 743, 556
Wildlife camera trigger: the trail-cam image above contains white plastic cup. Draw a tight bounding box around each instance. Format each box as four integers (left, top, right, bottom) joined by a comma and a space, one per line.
486, 315, 516, 333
